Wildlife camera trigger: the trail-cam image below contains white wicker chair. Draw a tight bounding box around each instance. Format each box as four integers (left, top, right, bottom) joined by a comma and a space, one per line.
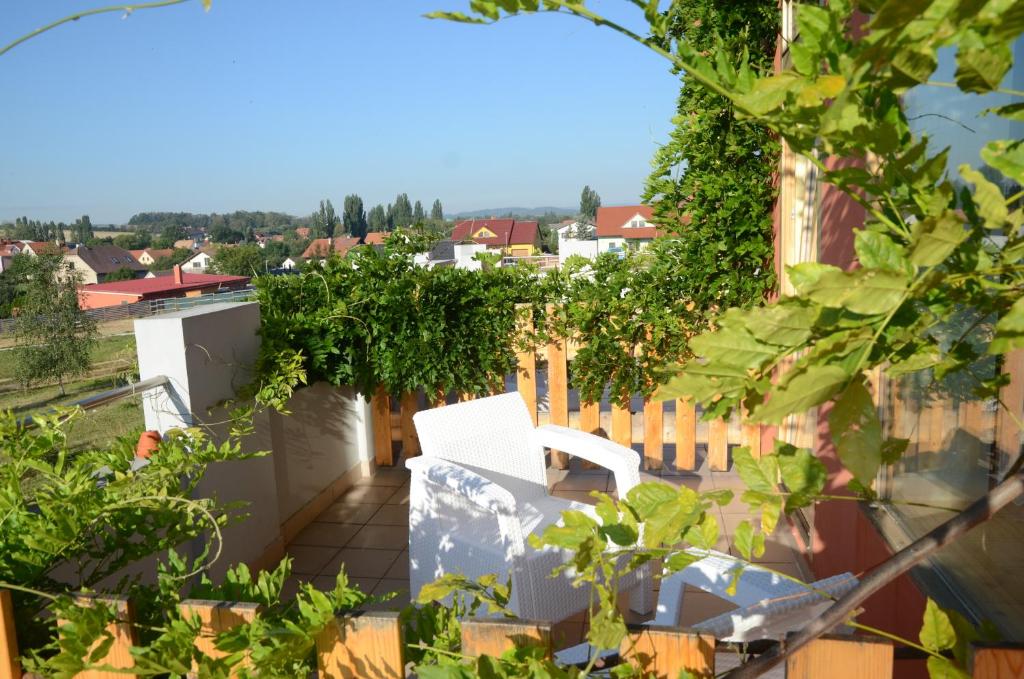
407, 392, 654, 622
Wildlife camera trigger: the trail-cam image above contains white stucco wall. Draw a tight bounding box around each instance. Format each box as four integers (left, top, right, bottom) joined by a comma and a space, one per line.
559, 240, 598, 265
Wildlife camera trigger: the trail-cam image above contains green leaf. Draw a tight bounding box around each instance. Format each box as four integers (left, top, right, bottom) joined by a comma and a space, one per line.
956, 42, 1012, 93
828, 379, 883, 486
926, 656, 972, 679
803, 268, 910, 315
920, 598, 957, 652
689, 320, 778, 370
746, 301, 818, 347
751, 364, 850, 424
760, 496, 783, 534
624, 482, 679, 520
665, 550, 703, 572
855, 230, 909, 273
990, 296, 1024, 354
732, 520, 756, 560
909, 212, 968, 266
733, 446, 778, 493
777, 446, 828, 508
981, 140, 1024, 185
960, 164, 1009, 227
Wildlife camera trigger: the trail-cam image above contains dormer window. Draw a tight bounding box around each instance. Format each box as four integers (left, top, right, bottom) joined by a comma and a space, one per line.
630, 219, 646, 229
110, 257, 120, 264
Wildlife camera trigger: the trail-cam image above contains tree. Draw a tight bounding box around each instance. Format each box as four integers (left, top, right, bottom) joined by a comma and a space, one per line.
72, 215, 94, 244
310, 199, 340, 238
209, 224, 244, 244
262, 240, 289, 268
430, 199, 444, 222
12, 256, 97, 396
413, 200, 425, 224
578, 185, 600, 225
211, 244, 266, 277
391, 193, 413, 229
113, 231, 151, 250
342, 195, 368, 239
367, 204, 388, 233
151, 247, 194, 271
104, 267, 138, 282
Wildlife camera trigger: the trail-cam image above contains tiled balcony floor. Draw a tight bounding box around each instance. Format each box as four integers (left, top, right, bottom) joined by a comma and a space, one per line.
281, 455, 809, 664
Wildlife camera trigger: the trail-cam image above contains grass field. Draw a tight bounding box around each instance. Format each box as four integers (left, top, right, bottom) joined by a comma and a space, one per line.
0, 334, 136, 381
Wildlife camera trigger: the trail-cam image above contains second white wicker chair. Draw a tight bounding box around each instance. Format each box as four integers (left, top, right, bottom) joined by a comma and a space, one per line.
407, 392, 654, 622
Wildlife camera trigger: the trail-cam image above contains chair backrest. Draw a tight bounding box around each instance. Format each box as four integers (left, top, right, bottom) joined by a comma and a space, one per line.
413, 392, 548, 491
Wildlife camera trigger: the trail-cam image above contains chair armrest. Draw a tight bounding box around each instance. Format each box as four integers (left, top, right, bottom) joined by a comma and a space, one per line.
406, 456, 519, 517
532, 424, 641, 495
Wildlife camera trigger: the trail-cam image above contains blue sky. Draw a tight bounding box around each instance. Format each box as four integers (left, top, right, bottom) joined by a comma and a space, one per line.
0, 1, 679, 224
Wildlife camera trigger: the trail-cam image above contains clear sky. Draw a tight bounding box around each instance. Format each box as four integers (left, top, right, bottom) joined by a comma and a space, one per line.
0, 1, 679, 224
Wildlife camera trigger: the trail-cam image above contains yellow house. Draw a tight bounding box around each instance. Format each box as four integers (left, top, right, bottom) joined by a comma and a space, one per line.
450, 218, 541, 257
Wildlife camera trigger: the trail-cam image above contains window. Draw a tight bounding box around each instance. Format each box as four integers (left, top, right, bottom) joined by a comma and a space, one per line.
110, 257, 119, 264
630, 219, 646, 229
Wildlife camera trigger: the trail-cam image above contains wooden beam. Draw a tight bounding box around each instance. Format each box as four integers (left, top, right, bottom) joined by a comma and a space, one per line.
399, 392, 420, 458
316, 611, 405, 679
972, 644, 1024, 678
675, 398, 696, 471
60, 595, 139, 679
620, 626, 714, 679
179, 600, 261, 673
643, 398, 664, 471
786, 635, 893, 679
371, 385, 393, 466
0, 591, 21, 679
709, 418, 729, 471
516, 307, 538, 427
546, 305, 570, 469
612, 403, 632, 449
461, 619, 552, 660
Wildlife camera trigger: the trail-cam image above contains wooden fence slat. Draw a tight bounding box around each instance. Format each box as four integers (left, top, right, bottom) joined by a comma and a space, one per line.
461, 619, 552, 659
995, 349, 1024, 472
0, 590, 21, 679
972, 644, 1024, 678
620, 626, 714, 679
179, 600, 261, 675
741, 407, 762, 459
708, 418, 729, 471
516, 307, 538, 427
675, 398, 697, 471
399, 392, 420, 458
612, 403, 632, 449
578, 399, 602, 469
316, 611, 405, 679
643, 398, 664, 471
61, 595, 138, 679
371, 386, 393, 467
786, 635, 893, 679
546, 305, 570, 469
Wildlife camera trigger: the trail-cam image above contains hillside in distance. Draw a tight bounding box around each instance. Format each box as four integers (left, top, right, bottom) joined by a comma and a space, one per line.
450, 207, 575, 219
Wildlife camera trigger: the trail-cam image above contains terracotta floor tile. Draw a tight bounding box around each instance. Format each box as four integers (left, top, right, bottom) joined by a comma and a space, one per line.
385, 551, 409, 579
317, 501, 381, 524
367, 504, 409, 526
348, 524, 410, 550
338, 484, 399, 505
291, 521, 360, 548
384, 483, 410, 505
678, 591, 738, 628
286, 544, 341, 575
357, 467, 410, 487
550, 489, 600, 505
552, 473, 610, 493
323, 547, 402, 579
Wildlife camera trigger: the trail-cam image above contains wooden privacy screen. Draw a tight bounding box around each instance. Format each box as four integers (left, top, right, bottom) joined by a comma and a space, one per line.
370, 306, 761, 471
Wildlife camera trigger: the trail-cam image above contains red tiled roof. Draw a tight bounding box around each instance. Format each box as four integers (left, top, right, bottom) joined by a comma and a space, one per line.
23, 241, 63, 255
302, 237, 361, 258
363, 232, 389, 245
79, 272, 249, 296
450, 219, 539, 247
295, 227, 312, 239
595, 205, 661, 240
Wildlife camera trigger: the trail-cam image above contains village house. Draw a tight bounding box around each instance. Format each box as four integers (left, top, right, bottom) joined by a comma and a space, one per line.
362, 231, 389, 246
595, 205, 661, 254
181, 246, 218, 273
65, 244, 147, 284
301, 236, 361, 260
449, 218, 541, 257
0, 240, 25, 272
77, 264, 250, 309
128, 248, 174, 266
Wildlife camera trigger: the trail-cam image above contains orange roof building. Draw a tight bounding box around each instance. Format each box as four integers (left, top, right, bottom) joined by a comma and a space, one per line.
449, 219, 540, 257
301, 236, 362, 259
595, 206, 662, 254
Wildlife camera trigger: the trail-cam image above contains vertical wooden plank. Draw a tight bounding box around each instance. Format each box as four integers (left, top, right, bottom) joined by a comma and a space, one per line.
316, 611, 405, 679
612, 403, 632, 449
675, 398, 696, 471
431, 387, 447, 408
61, 596, 138, 679
399, 392, 420, 458
972, 645, 1024, 678
179, 600, 261, 674
461, 619, 552, 659
996, 349, 1024, 475
709, 418, 729, 471
786, 636, 893, 679
516, 307, 538, 427
620, 627, 714, 679
546, 304, 569, 469
741, 407, 762, 459
372, 385, 393, 467
578, 399, 602, 470
643, 398, 664, 471
458, 392, 475, 403
0, 590, 21, 679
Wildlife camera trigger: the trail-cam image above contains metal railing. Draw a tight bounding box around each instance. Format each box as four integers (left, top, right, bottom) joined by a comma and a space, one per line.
0, 287, 255, 335
17, 374, 169, 429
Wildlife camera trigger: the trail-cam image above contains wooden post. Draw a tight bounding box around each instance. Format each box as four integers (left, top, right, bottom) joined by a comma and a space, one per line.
612, 403, 632, 449
179, 600, 261, 673
60, 595, 138, 679
709, 418, 729, 471
0, 591, 21, 679
972, 644, 1024, 678
675, 398, 697, 471
578, 399, 602, 469
399, 392, 420, 458
547, 305, 570, 469
620, 626, 714, 679
786, 635, 893, 679
461, 619, 552, 659
371, 385, 393, 467
431, 387, 447, 408
643, 398, 664, 471
995, 349, 1024, 475
741, 407, 762, 459
516, 307, 538, 427
316, 611, 405, 679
